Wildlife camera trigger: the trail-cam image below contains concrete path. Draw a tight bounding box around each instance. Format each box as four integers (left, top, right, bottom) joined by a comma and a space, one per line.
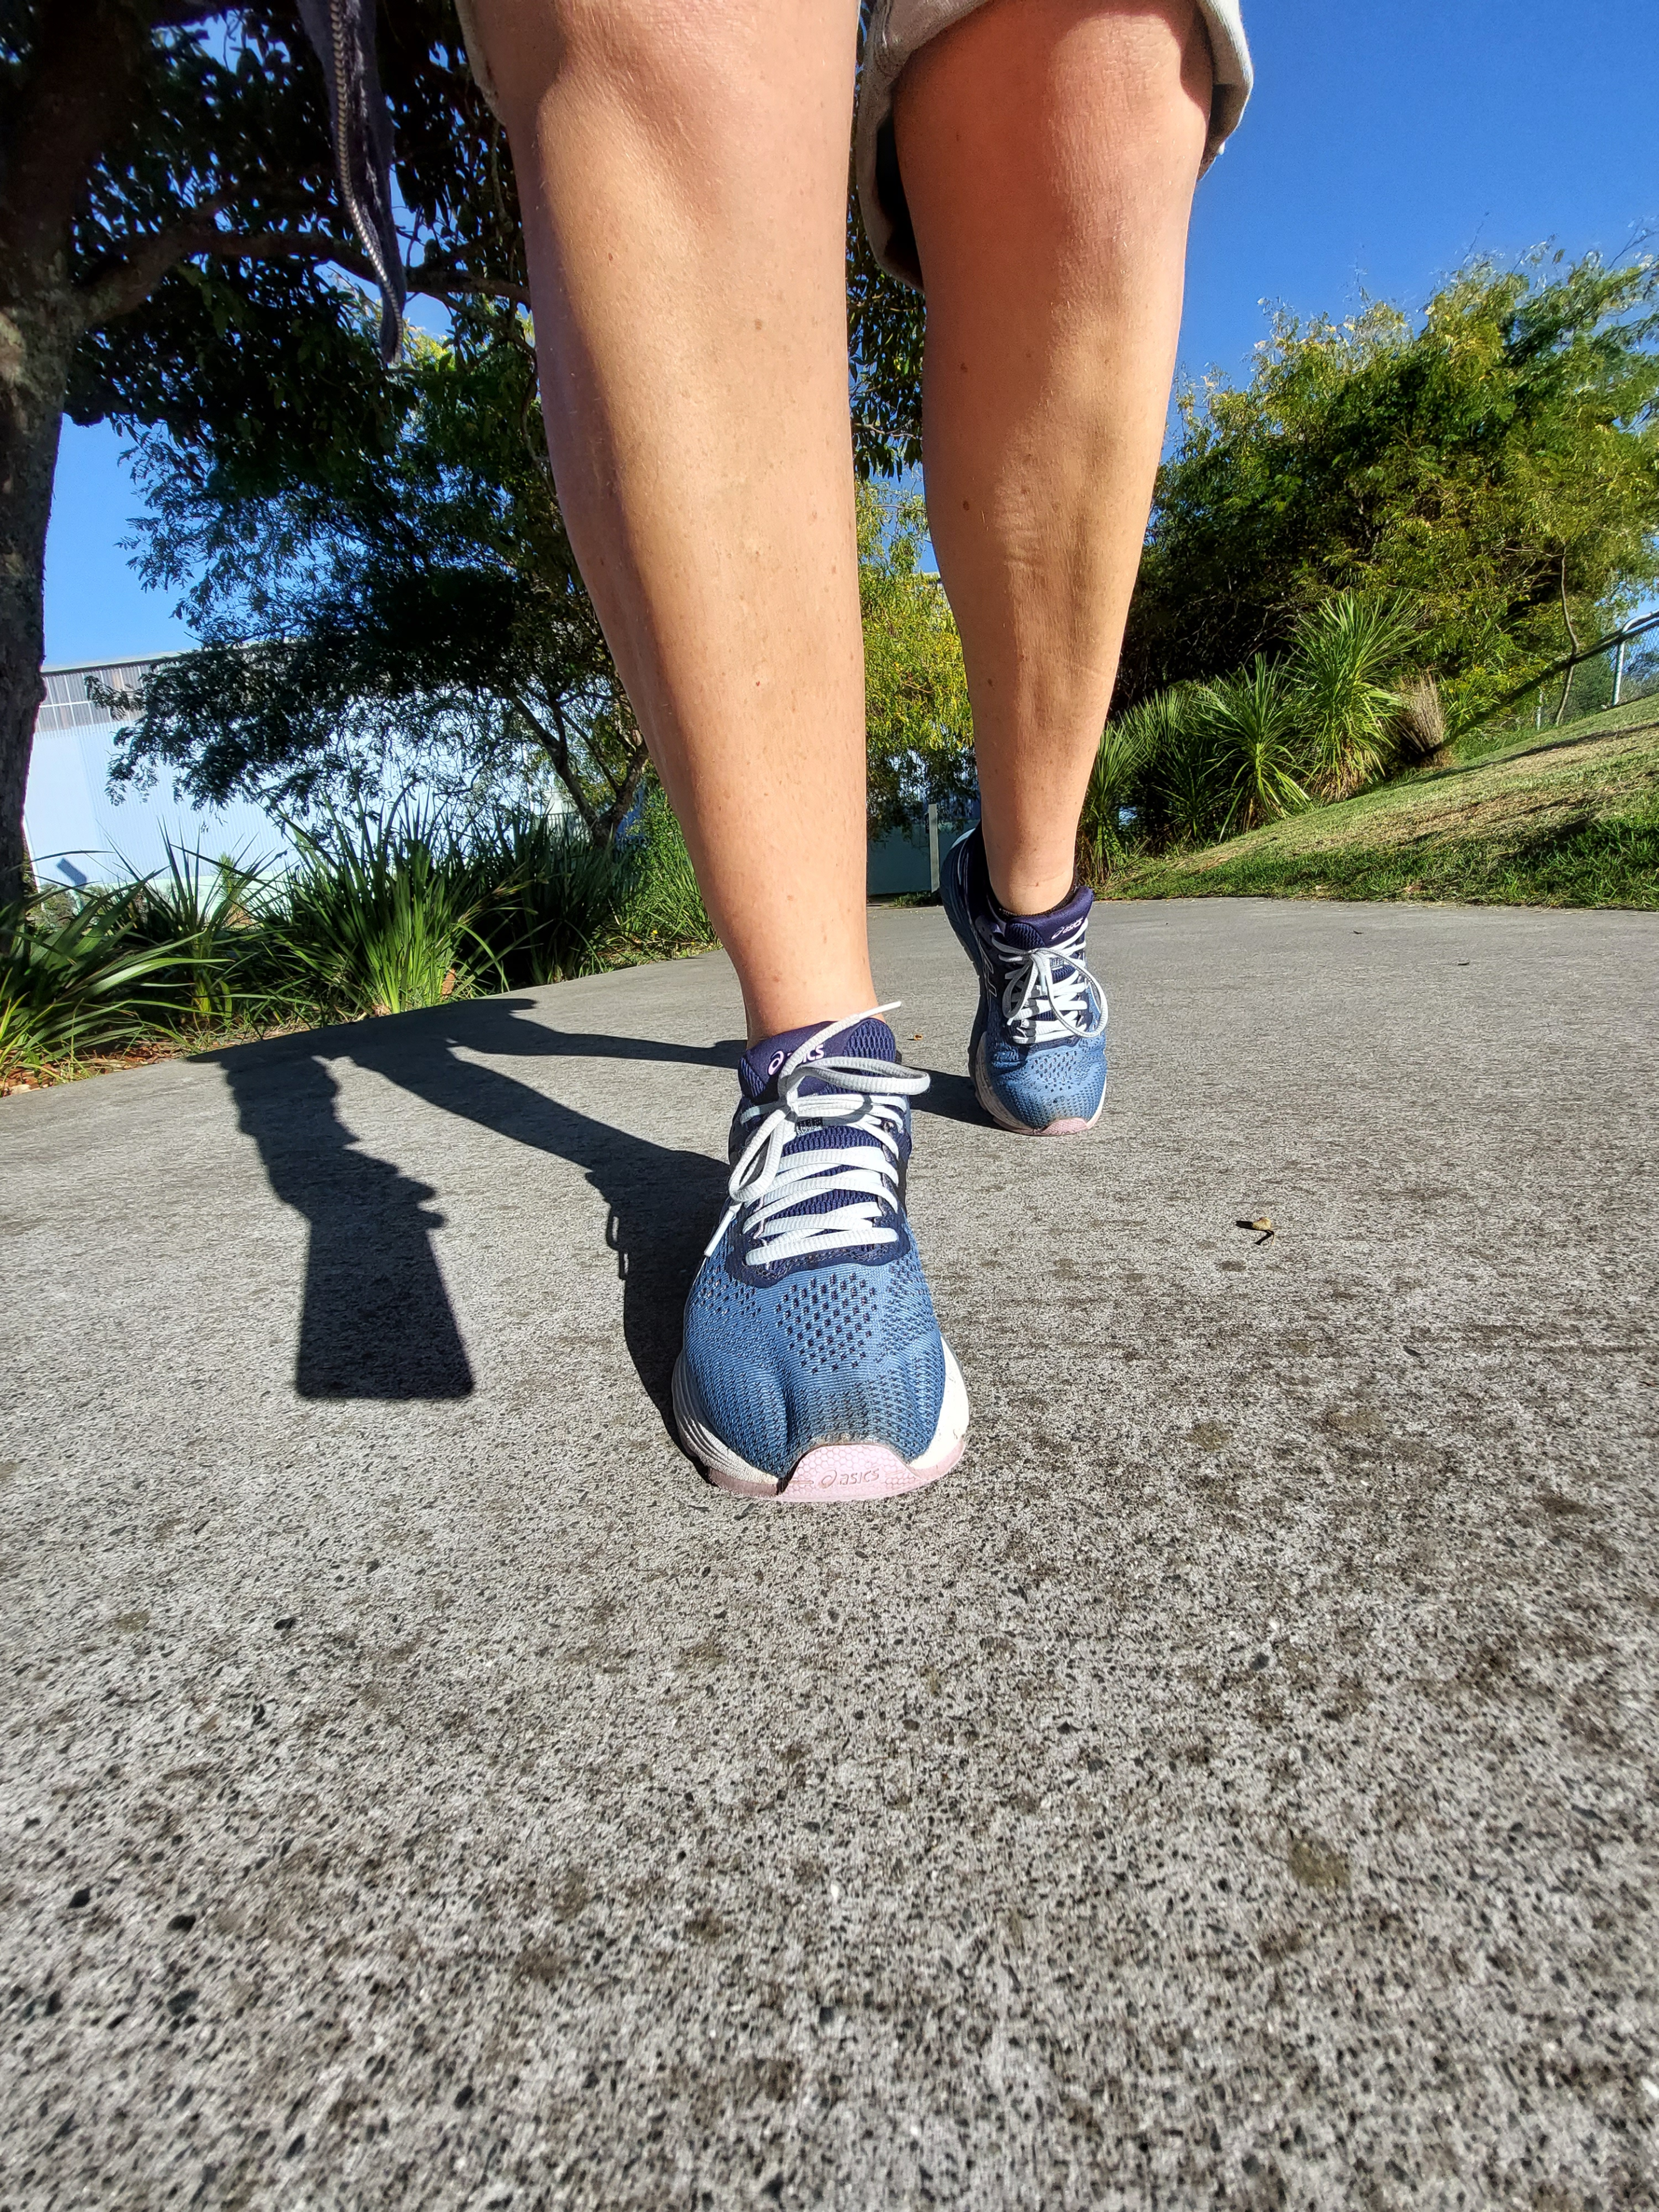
3, 900, 1657, 2211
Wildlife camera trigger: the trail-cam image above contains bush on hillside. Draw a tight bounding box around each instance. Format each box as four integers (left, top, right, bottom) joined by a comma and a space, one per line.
1122, 252, 1659, 722
1081, 590, 1434, 868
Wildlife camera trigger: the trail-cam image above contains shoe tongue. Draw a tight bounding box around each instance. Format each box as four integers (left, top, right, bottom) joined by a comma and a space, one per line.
739, 1016, 898, 1105
990, 881, 1093, 953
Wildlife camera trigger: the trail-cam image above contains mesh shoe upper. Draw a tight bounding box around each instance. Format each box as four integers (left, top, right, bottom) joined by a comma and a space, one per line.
679, 1013, 948, 1482
941, 825, 1108, 1131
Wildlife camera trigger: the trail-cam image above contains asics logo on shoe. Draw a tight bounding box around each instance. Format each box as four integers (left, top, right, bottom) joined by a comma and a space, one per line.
765, 1041, 829, 1080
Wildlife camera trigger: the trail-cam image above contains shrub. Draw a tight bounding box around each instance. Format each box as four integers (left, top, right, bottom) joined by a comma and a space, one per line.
0, 783, 714, 1089
1080, 702, 1162, 867
1289, 593, 1419, 800
116, 836, 278, 1031
0, 888, 185, 1082
620, 787, 714, 953
1141, 685, 1226, 848
273, 805, 498, 1020
467, 808, 637, 987
1084, 591, 1427, 870
1196, 658, 1312, 833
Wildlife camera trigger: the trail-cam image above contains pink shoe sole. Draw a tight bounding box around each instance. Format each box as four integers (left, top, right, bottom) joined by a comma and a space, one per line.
777, 1432, 965, 1503
672, 1347, 969, 1504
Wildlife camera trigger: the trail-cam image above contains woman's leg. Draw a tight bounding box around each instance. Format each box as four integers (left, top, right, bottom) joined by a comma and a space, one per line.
466, 0, 870, 1040
894, 0, 1213, 915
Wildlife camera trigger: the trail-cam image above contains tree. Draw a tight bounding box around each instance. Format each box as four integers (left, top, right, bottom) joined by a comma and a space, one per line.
0, 0, 525, 905
858, 481, 973, 832
115, 304, 648, 838
847, 178, 925, 483
1122, 252, 1659, 721
123, 368, 963, 842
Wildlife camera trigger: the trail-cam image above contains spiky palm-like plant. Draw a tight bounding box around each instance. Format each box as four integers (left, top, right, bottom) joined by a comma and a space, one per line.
1197, 658, 1312, 835
1143, 684, 1228, 847
275, 806, 498, 1021
465, 806, 637, 986
1288, 593, 1419, 800
1080, 698, 1166, 864
618, 789, 714, 955
117, 836, 276, 1029
0, 890, 184, 1082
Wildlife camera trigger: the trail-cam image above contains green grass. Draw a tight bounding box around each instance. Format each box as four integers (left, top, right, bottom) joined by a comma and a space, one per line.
2, 797, 716, 1093
1096, 700, 1659, 909
1457, 685, 1659, 764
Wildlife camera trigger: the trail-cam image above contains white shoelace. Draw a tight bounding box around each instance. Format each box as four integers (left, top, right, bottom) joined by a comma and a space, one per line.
706, 1003, 930, 1268
987, 916, 1107, 1046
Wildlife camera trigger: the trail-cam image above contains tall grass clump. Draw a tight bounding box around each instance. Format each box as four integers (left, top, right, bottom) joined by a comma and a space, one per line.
274, 805, 498, 1020
1080, 694, 1165, 867
116, 835, 276, 1032
0, 887, 186, 1084
468, 806, 637, 986
1289, 592, 1419, 800
619, 786, 714, 952
1, 783, 717, 1090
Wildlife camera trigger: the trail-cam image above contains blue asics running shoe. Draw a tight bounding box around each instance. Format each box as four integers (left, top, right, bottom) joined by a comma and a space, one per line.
673, 1008, 969, 1503
940, 824, 1107, 1135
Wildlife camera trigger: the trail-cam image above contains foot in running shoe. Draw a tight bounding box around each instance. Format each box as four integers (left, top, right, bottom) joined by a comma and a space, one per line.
940, 824, 1107, 1135
673, 1007, 969, 1503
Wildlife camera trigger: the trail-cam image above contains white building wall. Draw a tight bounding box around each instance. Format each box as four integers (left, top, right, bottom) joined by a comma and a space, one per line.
25, 657, 290, 889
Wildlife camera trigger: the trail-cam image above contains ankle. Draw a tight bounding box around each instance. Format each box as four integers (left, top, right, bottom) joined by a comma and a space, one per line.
983, 853, 1078, 921
977, 829, 1078, 919
990, 873, 1078, 921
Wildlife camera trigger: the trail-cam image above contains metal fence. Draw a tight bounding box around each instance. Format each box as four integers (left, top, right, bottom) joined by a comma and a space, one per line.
1525, 611, 1659, 733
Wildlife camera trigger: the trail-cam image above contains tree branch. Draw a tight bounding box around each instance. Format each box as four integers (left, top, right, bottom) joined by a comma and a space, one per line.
0, 0, 150, 285
78, 220, 531, 328
507, 689, 601, 838
1558, 554, 1584, 656
406, 257, 531, 309
1552, 554, 1582, 726
75, 211, 228, 326
603, 735, 651, 842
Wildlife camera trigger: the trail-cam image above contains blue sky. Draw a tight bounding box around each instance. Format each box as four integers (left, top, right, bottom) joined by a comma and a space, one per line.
43, 0, 1659, 665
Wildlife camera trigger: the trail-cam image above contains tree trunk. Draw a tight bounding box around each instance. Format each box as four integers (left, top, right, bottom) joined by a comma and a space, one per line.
595, 737, 651, 843
0, 297, 74, 910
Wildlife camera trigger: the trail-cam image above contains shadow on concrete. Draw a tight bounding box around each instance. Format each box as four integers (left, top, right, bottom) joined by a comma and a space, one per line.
218, 1047, 476, 1400
209, 1001, 737, 1423
911, 1067, 987, 1127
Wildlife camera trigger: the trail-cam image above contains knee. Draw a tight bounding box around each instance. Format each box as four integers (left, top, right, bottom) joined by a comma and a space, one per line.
468, 0, 731, 135
899, 0, 1211, 162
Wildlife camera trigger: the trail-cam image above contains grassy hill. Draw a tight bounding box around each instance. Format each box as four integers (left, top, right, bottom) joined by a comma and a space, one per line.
1096, 695, 1659, 909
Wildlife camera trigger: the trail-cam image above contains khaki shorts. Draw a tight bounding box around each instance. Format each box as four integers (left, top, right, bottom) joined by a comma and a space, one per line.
454, 0, 1252, 293
857, 0, 1252, 289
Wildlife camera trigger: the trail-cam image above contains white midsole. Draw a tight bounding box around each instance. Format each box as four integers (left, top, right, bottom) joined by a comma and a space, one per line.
673, 1341, 969, 1498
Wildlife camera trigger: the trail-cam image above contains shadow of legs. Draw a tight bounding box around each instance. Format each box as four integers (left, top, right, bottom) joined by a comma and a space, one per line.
207, 1001, 736, 1423
214, 1050, 475, 1401
343, 1001, 730, 1430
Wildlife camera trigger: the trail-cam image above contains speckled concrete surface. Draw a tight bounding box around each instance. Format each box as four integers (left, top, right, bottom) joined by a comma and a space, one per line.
2, 899, 1657, 2212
